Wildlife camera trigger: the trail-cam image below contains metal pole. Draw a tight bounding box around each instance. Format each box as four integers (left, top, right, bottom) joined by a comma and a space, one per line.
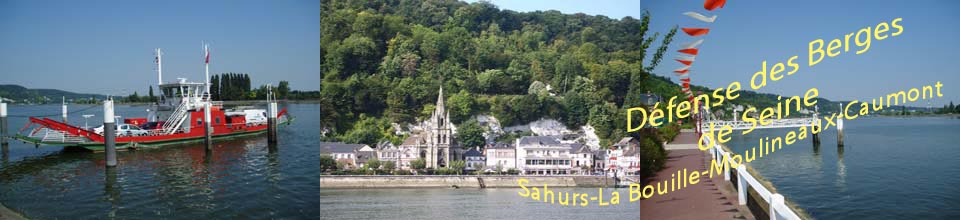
204, 101, 212, 150
268, 101, 278, 144
104, 100, 117, 167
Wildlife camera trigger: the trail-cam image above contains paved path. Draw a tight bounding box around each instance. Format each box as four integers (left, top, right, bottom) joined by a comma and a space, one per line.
640, 131, 753, 220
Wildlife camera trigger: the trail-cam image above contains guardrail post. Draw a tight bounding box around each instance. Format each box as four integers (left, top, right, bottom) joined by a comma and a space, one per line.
737, 165, 747, 205
770, 193, 785, 220
722, 152, 730, 181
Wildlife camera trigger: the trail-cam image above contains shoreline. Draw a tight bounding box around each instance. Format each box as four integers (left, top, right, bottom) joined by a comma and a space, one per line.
320, 175, 618, 189
0, 202, 26, 220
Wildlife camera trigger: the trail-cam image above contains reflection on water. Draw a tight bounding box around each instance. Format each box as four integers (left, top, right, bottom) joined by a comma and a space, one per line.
0, 104, 320, 219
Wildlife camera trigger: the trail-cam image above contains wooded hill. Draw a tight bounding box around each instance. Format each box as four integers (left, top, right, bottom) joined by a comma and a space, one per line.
320, 0, 838, 147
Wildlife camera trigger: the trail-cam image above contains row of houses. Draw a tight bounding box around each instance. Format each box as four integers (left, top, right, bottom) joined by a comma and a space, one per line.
320, 135, 647, 176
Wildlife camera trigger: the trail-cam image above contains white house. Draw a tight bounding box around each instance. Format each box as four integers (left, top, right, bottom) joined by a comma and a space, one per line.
485, 142, 516, 172
320, 142, 370, 169
516, 136, 578, 175
570, 143, 593, 174
607, 137, 642, 176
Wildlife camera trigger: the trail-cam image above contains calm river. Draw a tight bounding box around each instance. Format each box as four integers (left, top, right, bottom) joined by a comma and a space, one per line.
0, 103, 320, 219
320, 187, 639, 219
725, 116, 960, 219
318, 117, 960, 219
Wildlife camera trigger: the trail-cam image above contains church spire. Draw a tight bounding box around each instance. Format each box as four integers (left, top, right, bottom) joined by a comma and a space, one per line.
436, 84, 444, 110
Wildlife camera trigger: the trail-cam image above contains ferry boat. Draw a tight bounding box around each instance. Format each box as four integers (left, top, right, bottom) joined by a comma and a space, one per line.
15, 46, 291, 151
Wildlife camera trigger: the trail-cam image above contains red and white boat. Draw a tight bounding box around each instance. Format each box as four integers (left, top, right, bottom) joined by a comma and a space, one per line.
16, 46, 291, 151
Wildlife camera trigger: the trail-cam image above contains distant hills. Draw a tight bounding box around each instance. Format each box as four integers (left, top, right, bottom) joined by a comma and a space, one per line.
0, 84, 103, 104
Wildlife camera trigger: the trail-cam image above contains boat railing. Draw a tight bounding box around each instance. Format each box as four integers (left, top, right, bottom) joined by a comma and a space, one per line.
707, 138, 807, 220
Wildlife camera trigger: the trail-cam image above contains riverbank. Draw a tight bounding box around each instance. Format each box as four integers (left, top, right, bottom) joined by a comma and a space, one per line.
320, 175, 614, 188
0, 203, 26, 220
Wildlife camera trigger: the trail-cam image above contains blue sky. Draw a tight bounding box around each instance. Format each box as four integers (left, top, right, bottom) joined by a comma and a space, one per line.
0, 0, 320, 96
476, 0, 960, 106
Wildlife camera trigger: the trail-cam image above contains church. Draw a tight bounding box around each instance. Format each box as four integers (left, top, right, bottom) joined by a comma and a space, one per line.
399, 86, 461, 169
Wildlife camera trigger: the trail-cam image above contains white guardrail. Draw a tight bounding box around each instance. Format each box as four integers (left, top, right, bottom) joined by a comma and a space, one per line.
707, 138, 803, 220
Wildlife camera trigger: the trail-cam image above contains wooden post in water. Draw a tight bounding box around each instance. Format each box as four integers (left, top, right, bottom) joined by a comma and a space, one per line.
204, 101, 212, 150
104, 99, 117, 167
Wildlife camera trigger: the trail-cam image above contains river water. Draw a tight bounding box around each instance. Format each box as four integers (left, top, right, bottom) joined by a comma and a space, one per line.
320, 187, 639, 219
0, 103, 320, 219
724, 116, 960, 219
317, 117, 960, 219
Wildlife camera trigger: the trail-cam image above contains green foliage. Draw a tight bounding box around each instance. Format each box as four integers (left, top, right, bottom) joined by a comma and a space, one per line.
321, 0, 688, 146
148, 86, 156, 102
637, 128, 668, 178
449, 160, 466, 175
363, 158, 381, 171
277, 81, 290, 99
410, 158, 426, 170
658, 123, 680, 143
382, 161, 396, 171
456, 119, 485, 149
447, 90, 475, 123
561, 91, 589, 128
320, 155, 337, 172
126, 92, 140, 103
339, 114, 401, 146
495, 130, 534, 143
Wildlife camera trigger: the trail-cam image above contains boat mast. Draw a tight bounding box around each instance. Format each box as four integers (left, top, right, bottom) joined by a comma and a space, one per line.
204, 44, 210, 100
156, 48, 163, 101
156, 48, 163, 86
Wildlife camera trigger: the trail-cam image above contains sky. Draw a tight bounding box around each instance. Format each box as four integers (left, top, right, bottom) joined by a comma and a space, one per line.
0, 0, 320, 96
474, 0, 960, 107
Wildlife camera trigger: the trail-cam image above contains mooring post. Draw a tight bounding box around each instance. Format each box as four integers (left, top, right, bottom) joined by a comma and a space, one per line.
812, 114, 821, 145
837, 117, 844, 147
104, 99, 117, 167
204, 101, 212, 150
267, 101, 278, 144
1, 101, 7, 146
1, 101, 8, 157
62, 96, 68, 123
